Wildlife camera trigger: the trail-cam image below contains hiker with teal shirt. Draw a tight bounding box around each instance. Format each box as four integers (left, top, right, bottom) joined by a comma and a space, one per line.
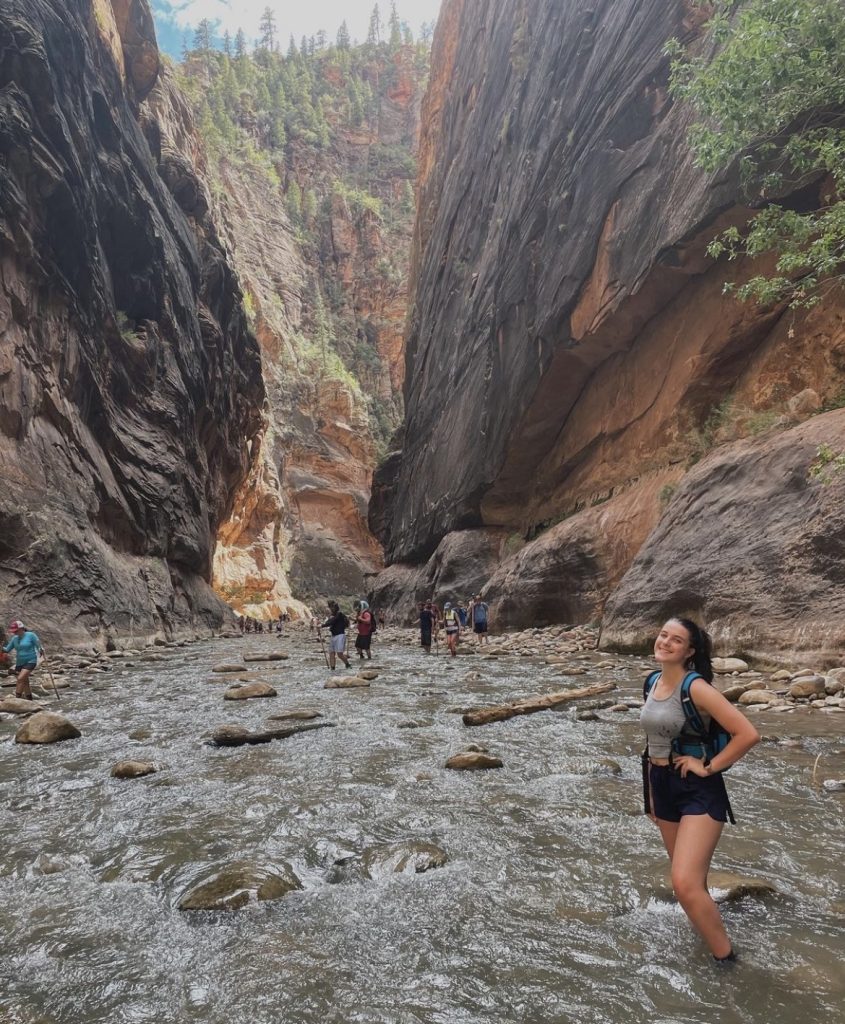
640, 617, 760, 964
2, 620, 43, 701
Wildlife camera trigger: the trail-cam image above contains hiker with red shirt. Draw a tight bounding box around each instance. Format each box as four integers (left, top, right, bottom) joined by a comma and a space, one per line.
354, 599, 375, 660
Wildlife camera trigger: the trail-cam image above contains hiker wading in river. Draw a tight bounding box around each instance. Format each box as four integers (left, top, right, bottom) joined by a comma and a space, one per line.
320, 601, 351, 670
640, 618, 760, 964
442, 602, 461, 657
2, 620, 43, 700
353, 600, 374, 660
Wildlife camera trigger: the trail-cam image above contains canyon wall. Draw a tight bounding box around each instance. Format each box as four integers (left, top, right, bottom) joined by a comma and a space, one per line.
173, 39, 426, 614
0, 0, 264, 646
371, 0, 845, 659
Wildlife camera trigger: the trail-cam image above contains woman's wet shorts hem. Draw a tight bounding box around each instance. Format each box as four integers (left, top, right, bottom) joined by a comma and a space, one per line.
649, 763, 730, 823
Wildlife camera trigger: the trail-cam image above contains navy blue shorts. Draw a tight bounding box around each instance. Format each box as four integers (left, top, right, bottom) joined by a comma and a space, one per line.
649, 763, 730, 823
473, 622, 487, 634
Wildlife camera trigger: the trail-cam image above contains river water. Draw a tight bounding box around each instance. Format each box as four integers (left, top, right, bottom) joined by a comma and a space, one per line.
1, 630, 843, 1024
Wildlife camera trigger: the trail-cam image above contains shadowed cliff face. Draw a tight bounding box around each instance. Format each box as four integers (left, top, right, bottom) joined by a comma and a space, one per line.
0, 0, 263, 645
370, 0, 845, 655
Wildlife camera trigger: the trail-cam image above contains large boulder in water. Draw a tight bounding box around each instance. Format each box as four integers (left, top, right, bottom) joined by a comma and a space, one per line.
15, 712, 81, 744
177, 861, 301, 911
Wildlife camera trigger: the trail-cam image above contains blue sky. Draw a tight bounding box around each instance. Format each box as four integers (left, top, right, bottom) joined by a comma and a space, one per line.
152, 1, 443, 57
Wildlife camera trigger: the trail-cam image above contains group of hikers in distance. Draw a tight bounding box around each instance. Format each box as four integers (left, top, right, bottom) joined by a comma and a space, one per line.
418, 595, 489, 656
313, 599, 379, 670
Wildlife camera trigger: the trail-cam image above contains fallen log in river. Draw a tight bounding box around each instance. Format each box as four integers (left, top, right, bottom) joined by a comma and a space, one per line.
462, 682, 616, 727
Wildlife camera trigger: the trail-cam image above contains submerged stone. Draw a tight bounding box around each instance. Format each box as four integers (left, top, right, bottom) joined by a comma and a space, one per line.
111, 760, 157, 779
177, 861, 301, 911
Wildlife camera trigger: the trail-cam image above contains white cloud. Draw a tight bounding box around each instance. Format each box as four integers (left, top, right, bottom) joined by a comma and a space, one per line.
154, 0, 441, 46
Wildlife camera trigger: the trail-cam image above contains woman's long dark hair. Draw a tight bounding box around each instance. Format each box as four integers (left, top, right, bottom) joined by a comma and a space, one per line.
670, 617, 714, 682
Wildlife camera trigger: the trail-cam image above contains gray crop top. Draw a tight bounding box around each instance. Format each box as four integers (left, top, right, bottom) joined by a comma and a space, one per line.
639, 675, 711, 758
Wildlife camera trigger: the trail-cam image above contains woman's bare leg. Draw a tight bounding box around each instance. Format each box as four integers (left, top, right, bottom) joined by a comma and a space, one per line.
670, 814, 731, 958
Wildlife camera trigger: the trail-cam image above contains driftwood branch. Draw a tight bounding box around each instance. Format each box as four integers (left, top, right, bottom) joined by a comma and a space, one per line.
462, 682, 616, 727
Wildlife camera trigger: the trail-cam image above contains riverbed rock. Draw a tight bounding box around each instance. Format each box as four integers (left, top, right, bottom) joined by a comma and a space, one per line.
707, 872, 778, 903
738, 689, 784, 706
720, 685, 748, 703
770, 669, 793, 682
822, 779, 845, 793
0, 697, 47, 715
825, 675, 845, 695
243, 653, 289, 662
210, 725, 272, 747
324, 676, 370, 689
177, 861, 301, 911
223, 681, 277, 700
361, 841, 448, 880
266, 710, 322, 722
15, 712, 81, 744
445, 752, 503, 770
212, 663, 246, 674
712, 657, 750, 675
111, 760, 157, 779
789, 676, 826, 699
358, 669, 379, 680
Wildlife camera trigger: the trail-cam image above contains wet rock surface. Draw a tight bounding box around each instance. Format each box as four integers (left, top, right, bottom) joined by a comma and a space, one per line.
371, 0, 845, 656
15, 712, 81, 745
0, 0, 263, 646
177, 861, 302, 911
111, 760, 157, 779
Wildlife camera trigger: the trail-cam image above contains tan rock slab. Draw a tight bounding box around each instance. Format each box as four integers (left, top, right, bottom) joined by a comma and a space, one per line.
212, 663, 245, 674
0, 697, 48, 715
15, 712, 81, 744
713, 657, 750, 674
324, 676, 370, 689
223, 682, 277, 700
738, 689, 783, 706
445, 751, 503, 770
789, 676, 826, 699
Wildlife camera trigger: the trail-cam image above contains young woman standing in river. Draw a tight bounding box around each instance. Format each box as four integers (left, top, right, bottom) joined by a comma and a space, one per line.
640, 618, 760, 962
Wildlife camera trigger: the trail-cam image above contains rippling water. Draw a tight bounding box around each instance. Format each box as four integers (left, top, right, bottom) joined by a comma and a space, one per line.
1, 631, 843, 1024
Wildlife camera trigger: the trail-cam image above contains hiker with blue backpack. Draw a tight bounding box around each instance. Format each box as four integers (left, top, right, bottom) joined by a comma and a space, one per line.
640, 618, 760, 964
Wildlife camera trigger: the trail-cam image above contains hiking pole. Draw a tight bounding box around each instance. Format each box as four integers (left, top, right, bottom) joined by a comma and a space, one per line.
42, 655, 61, 702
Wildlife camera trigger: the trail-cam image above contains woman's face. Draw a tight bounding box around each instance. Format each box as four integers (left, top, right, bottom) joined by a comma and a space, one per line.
654, 620, 694, 666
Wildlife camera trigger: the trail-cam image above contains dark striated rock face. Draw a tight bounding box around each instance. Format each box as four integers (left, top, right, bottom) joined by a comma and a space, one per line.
369, 528, 508, 623
0, 0, 263, 645
371, 0, 845, 651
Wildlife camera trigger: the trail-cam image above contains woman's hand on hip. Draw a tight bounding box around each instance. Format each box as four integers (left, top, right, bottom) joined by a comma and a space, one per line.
674, 755, 708, 779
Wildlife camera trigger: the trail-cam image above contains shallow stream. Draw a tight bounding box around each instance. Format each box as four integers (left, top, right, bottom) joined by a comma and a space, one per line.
1, 632, 843, 1024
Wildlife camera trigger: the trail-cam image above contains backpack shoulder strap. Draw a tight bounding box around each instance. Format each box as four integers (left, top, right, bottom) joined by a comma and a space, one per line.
643, 670, 661, 701
679, 671, 708, 735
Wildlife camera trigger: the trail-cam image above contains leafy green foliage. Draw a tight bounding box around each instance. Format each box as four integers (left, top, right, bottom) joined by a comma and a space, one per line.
808, 442, 845, 483
668, 0, 845, 308
174, 18, 429, 450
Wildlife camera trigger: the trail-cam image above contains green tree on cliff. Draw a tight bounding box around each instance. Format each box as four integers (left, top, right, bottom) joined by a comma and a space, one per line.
669, 0, 845, 309
258, 7, 277, 52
